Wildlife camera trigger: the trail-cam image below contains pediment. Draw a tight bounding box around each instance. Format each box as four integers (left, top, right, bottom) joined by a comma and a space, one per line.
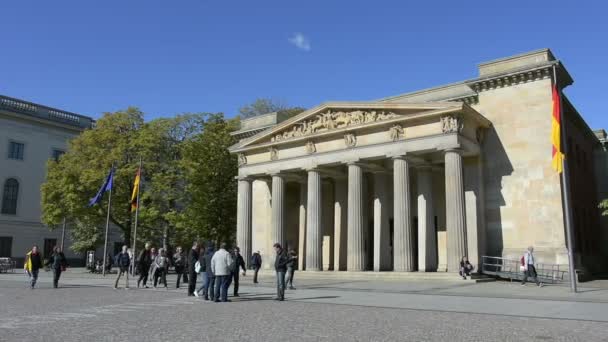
232, 101, 466, 151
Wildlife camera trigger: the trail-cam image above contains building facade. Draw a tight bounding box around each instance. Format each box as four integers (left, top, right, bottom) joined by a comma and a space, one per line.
0, 95, 119, 265
230, 49, 606, 275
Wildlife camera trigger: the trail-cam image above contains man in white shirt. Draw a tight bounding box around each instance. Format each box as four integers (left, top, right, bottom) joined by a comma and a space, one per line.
521, 246, 543, 287
211, 242, 234, 302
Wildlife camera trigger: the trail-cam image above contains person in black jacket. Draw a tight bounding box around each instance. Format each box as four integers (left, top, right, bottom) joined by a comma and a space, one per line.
114, 245, 130, 289
45, 246, 67, 288
137, 243, 152, 288
273, 243, 289, 301
202, 244, 215, 301
187, 241, 200, 296
231, 247, 246, 297
251, 251, 262, 284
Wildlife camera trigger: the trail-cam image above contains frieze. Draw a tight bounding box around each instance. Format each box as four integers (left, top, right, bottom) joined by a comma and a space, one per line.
270, 110, 399, 143
389, 124, 404, 142
441, 115, 463, 134
344, 133, 357, 148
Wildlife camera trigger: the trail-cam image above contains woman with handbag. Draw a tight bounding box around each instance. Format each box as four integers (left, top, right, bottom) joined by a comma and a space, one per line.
45, 246, 67, 288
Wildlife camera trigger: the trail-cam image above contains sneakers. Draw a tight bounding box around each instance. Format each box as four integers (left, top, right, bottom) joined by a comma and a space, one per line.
194, 291, 199, 297
538, 283, 544, 287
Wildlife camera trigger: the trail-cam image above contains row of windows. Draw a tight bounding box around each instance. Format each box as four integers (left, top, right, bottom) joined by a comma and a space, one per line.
6, 141, 65, 161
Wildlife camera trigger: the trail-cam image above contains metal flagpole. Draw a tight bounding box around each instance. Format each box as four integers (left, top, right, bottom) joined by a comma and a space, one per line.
554, 65, 577, 293
60, 217, 67, 251
131, 158, 142, 276
102, 164, 114, 277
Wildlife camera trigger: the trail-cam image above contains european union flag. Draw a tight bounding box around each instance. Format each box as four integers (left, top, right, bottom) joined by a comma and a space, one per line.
88, 168, 114, 207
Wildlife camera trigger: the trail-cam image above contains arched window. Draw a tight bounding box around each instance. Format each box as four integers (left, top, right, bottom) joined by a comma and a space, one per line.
1, 178, 19, 215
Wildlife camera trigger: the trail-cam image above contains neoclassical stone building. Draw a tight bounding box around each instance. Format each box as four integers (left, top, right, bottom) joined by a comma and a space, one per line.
230, 49, 606, 274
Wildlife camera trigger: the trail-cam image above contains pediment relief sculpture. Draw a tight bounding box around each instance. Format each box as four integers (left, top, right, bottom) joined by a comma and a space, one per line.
270, 110, 400, 143
441, 115, 464, 134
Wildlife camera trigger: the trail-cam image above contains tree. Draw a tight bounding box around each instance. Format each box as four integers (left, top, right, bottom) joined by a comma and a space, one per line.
239, 98, 306, 119
169, 113, 239, 247
599, 199, 608, 216
41, 108, 206, 253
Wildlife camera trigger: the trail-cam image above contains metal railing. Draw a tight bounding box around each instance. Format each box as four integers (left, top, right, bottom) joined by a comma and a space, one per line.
481, 256, 567, 284
0, 258, 16, 273
0, 94, 93, 129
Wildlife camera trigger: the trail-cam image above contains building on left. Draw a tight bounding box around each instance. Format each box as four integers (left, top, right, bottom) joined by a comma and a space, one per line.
0, 95, 120, 266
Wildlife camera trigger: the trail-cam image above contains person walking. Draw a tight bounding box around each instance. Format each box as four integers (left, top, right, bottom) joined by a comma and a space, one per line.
137, 243, 152, 288
173, 246, 188, 289
194, 246, 207, 297
285, 248, 297, 290
231, 247, 246, 297
521, 246, 543, 287
251, 251, 262, 284
153, 248, 169, 289
202, 244, 215, 301
45, 246, 67, 289
187, 241, 200, 296
24, 245, 42, 289
148, 247, 158, 281
114, 245, 131, 289
211, 243, 233, 303
273, 243, 289, 301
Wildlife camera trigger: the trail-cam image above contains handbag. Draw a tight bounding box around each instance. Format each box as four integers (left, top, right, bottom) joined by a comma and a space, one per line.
195, 261, 202, 273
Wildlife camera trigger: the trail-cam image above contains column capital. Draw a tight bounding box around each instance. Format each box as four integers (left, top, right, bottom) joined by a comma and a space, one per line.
236, 176, 252, 182
443, 148, 464, 155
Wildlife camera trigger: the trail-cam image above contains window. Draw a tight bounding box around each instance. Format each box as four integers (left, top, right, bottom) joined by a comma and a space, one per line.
1, 178, 19, 215
8, 141, 24, 160
52, 149, 65, 161
0, 237, 12, 257
44, 239, 57, 259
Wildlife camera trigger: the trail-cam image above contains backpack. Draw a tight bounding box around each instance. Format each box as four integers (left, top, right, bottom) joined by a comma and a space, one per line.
195, 260, 202, 273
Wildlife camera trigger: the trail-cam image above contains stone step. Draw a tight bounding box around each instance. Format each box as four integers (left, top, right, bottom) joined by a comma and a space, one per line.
255, 270, 495, 283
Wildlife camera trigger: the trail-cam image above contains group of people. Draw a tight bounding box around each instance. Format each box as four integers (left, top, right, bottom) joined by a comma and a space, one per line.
23, 245, 67, 289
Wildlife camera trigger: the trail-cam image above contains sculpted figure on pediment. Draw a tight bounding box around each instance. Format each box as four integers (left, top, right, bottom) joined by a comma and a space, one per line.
389, 124, 404, 142
333, 111, 350, 128
305, 140, 316, 154
344, 133, 357, 148
269, 147, 278, 161
237, 153, 247, 166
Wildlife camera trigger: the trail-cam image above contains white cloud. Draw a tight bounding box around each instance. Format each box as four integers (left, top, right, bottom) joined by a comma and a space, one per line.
288, 33, 311, 52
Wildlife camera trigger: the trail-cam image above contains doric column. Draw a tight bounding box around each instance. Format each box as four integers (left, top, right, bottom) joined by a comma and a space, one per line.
417, 166, 437, 272
271, 174, 285, 248
347, 163, 365, 271
306, 169, 322, 271
298, 181, 307, 271
373, 172, 390, 271
445, 149, 467, 273
236, 178, 252, 268
393, 157, 415, 272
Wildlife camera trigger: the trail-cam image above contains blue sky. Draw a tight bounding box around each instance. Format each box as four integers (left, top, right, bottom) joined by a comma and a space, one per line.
2, 1, 607, 129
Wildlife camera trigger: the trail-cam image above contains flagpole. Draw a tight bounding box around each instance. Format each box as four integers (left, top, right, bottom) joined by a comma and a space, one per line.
554, 65, 577, 293
102, 164, 114, 277
131, 158, 142, 276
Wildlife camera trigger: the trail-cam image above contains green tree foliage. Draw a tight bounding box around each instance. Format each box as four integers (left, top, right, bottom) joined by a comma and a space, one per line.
41, 108, 231, 253
169, 114, 239, 247
599, 199, 608, 216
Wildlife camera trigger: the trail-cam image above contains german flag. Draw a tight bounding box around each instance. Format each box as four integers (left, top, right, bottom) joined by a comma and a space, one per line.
130, 167, 141, 212
551, 84, 564, 173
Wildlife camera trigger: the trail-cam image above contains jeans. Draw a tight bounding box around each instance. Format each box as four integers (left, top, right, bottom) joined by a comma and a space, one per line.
522, 265, 540, 285
253, 266, 260, 283
214, 275, 229, 302
196, 272, 206, 294
203, 273, 215, 299
52, 268, 62, 288
276, 271, 286, 300
187, 270, 197, 295
29, 269, 39, 288
115, 267, 129, 288
285, 267, 295, 287
175, 266, 188, 288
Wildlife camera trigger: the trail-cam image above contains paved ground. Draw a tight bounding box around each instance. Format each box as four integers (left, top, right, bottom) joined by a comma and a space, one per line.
1, 269, 608, 341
